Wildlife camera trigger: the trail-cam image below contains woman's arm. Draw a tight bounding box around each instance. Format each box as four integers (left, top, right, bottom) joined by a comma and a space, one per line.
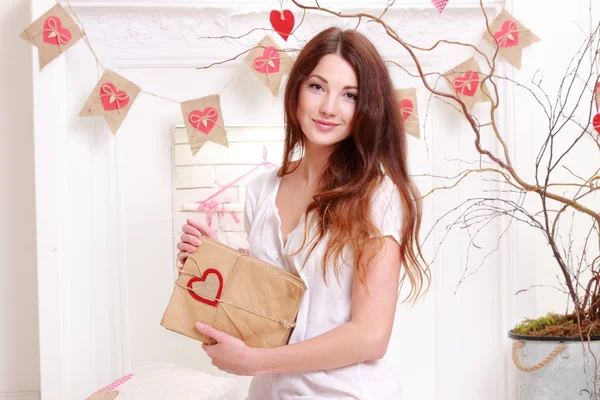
253, 236, 402, 375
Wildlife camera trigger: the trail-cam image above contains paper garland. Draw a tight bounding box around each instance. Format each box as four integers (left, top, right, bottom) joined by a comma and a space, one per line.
244, 35, 293, 97
181, 94, 228, 156
79, 70, 141, 135
21, 3, 545, 151
394, 88, 420, 139
593, 114, 600, 135
270, 9, 295, 41
482, 9, 540, 69
19, 3, 84, 70
443, 57, 491, 113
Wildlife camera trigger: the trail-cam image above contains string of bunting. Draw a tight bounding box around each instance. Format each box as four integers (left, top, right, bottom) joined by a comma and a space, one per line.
20, 1, 553, 154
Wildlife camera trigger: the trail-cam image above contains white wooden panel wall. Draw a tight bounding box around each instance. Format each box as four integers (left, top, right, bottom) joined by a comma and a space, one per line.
171, 125, 284, 260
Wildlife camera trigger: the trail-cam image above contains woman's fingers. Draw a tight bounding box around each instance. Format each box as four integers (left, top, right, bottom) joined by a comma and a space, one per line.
177, 251, 189, 264
177, 241, 197, 253
187, 219, 216, 238
182, 224, 201, 238
180, 232, 202, 246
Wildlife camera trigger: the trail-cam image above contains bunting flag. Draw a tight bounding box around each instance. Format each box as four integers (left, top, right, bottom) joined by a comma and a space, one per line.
79, 70, 141, 134
595, 82, 600, 112
394, 88, 420, 139
244, 35, 293, 97
431, 0, 450, 14
482, 9, 540, 69
181, 94, 228, 156
19, 3, 84, 70
442, 57, 491, 113
270, 9, 295, 41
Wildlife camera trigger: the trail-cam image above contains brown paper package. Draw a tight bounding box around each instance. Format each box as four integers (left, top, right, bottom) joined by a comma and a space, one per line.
161, 236, 306, 348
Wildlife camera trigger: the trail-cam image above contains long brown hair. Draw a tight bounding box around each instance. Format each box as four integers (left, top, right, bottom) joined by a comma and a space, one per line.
281, 27, 430, 304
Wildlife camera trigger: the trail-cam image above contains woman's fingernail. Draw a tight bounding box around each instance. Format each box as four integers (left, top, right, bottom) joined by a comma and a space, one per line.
194, 239, 202, 246
196, 322, 204, 330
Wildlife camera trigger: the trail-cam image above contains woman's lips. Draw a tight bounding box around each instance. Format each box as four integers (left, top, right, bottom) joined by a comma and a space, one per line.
313, 119, 340, 132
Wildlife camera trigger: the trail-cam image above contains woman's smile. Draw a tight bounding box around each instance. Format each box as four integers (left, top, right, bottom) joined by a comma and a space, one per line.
312, 119, 340, 131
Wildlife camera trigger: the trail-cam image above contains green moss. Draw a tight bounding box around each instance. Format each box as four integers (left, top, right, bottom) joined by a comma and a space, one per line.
512, 312, 570, 335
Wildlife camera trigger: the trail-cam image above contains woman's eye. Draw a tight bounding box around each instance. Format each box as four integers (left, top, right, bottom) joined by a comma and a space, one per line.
345, 93, 358, 100
309, 83, 323, 90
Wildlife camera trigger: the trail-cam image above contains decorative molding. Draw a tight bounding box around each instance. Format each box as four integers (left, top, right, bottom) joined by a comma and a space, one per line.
65, 0, 505, 10
66, 2, 502, 64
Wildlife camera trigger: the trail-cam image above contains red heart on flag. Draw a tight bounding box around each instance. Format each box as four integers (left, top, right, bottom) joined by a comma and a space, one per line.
188, 108, 218, 134
270, 9, 295, 41
253, 47, 280, 74
43, 16, 72, 46
493, 20, 519, 48
593, 113, 600, 135
99, 83, 130, 111
453, 71, 480, 97
399, 99, 413, 121
187, 268, 224, 307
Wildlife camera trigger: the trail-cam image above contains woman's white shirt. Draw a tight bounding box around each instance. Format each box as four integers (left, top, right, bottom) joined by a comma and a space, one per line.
244, 167, 403, 400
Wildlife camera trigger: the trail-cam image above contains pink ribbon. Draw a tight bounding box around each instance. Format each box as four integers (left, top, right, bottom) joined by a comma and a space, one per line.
194, 145, 277, 227
196, 197, 240, 228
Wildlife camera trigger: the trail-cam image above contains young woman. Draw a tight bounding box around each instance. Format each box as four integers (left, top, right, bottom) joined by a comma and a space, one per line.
177, 27, 430, 399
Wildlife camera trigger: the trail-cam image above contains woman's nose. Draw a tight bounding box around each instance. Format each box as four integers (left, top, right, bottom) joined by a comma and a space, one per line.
319, 95, 337, 117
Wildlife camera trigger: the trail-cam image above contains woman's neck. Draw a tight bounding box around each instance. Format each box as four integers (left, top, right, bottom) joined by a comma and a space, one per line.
295, 141, 333, 188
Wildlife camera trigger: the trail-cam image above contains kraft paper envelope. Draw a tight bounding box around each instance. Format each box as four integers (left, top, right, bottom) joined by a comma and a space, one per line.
161, 236, 306, 348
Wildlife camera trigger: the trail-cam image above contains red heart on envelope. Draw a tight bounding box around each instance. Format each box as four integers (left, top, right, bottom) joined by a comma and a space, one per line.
453, 71, 480, 97
494, 20, 519, 48
253, 47, 280, 74
188, 108, 218, 134
187, 268, 224, 308
593, 113, 600, 135
43, 16, 72, 46
399, 99, 413, 121
99, 83, 130, 111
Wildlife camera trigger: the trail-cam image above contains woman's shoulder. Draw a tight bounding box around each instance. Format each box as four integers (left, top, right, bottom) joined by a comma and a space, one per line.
372, 174, 401, 206
245, 166, 280, 199
370, 173, 403, 229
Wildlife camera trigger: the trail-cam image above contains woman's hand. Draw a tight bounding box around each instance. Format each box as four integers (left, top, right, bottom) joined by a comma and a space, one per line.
195, 322, 261, 376
176, 219, 218, 266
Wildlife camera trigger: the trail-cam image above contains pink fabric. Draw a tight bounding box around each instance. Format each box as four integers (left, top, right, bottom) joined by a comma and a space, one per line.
86, 373, 133, 399
431, 0, 449, 13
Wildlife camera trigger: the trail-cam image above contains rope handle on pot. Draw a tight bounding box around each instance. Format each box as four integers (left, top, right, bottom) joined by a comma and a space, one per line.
512, 341, 567, 372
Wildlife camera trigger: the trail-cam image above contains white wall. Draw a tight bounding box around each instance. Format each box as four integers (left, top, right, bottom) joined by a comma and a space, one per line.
10, 0, 599, 399
0, 0, 41, 399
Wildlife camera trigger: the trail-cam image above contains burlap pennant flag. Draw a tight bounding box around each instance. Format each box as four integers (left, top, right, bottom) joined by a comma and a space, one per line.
442, 57, 491, 113
181, 94, 228, 156
244, 35, 293, 97
595, 82, 600, 112
394, 88, 420, 139
79, 70, 141, 135
19, 3, 85, 70
482, 9, 540, 69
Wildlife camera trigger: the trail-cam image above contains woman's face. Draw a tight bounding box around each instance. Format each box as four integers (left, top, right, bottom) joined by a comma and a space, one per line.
296, 53, 358, 148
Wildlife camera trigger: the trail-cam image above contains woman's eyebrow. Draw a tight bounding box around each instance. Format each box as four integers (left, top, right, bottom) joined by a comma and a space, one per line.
308, 74, 358, 90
